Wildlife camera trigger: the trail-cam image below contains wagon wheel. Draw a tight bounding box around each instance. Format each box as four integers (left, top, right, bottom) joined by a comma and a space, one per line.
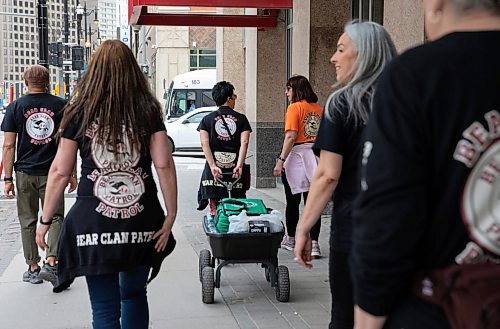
275, 265, 290, 302
199, 249, 212, 282
264, 266, 271, 282
201, 267, 215, 304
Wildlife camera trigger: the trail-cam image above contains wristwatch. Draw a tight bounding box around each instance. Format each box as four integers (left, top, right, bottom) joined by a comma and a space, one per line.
3, 177, 13, 183
39, 216, 53, 225
277, 156, 286, 162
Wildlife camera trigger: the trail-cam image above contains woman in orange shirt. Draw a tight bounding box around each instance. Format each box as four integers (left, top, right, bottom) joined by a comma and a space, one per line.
273, 75, 323, 257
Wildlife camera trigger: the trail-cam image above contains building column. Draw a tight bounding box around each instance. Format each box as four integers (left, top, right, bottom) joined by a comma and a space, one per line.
244, 1, 352, 188
308, 0, 352, 105
383, 0, 424, 52
218, 8, 246, 113
242, 10, 287, 188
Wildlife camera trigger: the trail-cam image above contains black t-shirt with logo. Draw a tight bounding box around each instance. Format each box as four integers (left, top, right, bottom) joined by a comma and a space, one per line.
1, 93, 66, 175
55, 112, 169, 286
313, 100, 366, 252
196, 106, 252, 201
198, 106, 252, 163
351, 31, 500, 318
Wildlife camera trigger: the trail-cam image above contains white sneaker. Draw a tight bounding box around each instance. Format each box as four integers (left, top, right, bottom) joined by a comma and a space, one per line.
311, 241, 321, 258
281, 236, 295, 251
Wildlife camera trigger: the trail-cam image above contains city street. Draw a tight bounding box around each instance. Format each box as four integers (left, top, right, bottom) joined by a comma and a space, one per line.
0, 124, 332, 329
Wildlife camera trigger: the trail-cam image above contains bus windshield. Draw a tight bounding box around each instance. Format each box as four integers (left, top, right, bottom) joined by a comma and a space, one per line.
164, 69, 217, 119
167, 89, 215, 118
170, 90, 196, 117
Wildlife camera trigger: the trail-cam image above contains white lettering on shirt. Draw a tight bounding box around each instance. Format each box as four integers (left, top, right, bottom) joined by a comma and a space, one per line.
454, 110, 500, 168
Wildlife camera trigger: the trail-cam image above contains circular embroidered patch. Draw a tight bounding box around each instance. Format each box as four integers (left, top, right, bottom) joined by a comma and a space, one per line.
215, 117, 236, 138
93, 172, 145, 208
25, 112, 54, 140
462, 139, 500, 255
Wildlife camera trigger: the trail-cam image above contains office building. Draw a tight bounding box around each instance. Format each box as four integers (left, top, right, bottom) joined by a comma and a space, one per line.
0, 0, 79, 98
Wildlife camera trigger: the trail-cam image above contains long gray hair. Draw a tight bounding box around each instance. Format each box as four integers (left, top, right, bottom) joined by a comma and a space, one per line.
326, 20, 397, 126
449, 0, 500, 14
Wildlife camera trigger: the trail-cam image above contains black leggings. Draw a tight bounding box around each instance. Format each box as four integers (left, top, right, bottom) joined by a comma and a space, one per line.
329, 249, 354, 329
282, 170, 321, 241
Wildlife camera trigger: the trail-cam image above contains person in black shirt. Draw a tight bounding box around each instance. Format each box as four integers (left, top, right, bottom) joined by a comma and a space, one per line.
293, 21, 396, 329
35, 40, 177, 328
1, 65, 76, 286
351, 1, 500, 328
197, 81, 252, 214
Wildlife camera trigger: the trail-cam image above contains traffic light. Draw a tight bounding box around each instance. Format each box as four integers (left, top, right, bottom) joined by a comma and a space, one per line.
53, 83, 67, 96
48, 42, 63, 67
72, 46, 85, 71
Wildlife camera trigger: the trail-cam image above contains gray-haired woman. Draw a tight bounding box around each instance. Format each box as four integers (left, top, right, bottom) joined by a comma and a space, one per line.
294, 21, 397, 329
351, 1, 500, 328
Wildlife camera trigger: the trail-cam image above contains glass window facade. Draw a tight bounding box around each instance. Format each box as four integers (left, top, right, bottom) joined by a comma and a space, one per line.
352, 0, 384, 23
189, 49, 216, 71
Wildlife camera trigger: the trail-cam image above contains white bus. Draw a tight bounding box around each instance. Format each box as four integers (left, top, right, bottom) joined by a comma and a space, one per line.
164, 69, 217, 120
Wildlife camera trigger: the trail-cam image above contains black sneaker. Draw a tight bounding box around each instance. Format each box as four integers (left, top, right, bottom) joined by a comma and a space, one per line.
22, 267, 43, 284
53, 278, 74, 293
38, 262, 58, 286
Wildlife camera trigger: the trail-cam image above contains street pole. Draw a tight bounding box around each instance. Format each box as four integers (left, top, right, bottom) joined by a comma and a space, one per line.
88, 21, 92, 59
141, 27, 147, 67
84, 2, 88, 62
37, 0, 49, 69
134, 27, 139, 58
76, 0, 81, 46
76, 0, 82, 80
63, 0, 70, 100
141, 27, 148, 77
129, 26, 133, 49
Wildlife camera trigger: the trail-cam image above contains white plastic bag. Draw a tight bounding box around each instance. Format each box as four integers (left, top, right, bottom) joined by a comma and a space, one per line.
258, 210, 284, 233
228, 210, 284, 233
228, 210, 251, 233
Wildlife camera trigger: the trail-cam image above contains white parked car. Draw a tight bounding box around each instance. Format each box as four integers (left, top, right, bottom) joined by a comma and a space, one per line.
165, 106, 217, 152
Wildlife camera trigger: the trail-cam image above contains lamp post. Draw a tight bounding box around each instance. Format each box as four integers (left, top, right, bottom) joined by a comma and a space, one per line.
63, 0, 70, 99
96, 28, 101, 50
86, 23, 101, 57
75, 3, 84, 46
37, 0, 49, 69
83, 2, 88, 61
76, 2, 99, 63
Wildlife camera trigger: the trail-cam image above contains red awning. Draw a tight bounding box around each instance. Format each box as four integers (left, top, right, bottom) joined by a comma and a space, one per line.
128, 0, 292, 28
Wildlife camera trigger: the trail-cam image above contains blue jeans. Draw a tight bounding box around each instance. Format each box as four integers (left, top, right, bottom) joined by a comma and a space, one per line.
86, 266, 150, 329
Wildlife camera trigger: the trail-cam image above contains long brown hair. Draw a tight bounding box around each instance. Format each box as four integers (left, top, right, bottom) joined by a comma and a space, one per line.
60, 40, 163, 157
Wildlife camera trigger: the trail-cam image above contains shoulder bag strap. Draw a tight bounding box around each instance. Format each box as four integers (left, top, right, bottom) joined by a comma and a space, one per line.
217, 109, 233, 141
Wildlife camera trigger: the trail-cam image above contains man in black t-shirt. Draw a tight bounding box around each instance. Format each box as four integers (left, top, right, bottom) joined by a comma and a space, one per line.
1, 65, 76, 286
196, 81, 252, 215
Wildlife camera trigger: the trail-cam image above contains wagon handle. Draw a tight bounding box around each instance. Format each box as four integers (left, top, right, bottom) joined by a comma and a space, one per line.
221, 199, 247, 208
215, 173, 241, 199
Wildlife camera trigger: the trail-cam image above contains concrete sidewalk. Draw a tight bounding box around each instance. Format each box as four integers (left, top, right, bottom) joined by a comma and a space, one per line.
0, 157, 331, 329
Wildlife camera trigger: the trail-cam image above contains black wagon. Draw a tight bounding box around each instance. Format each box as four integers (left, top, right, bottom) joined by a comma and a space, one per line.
199, 214, 290, 304
199, 175, 291, 304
